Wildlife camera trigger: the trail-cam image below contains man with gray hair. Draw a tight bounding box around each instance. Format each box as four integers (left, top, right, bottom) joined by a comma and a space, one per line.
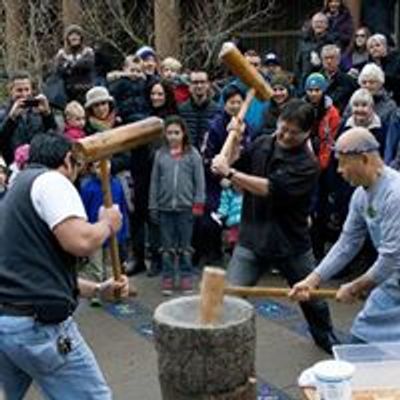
290, 127, 400, 343
321, 44, 357, 114
296, 12, 336, 90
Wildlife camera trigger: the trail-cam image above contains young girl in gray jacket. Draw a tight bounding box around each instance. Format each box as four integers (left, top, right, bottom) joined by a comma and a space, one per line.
149, 115, 205, 295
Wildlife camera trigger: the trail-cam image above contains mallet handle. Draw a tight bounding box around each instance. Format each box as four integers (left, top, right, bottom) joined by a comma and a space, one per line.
99, 159, 122, 281
224, 286, 337, 300
220, 88, 256, 160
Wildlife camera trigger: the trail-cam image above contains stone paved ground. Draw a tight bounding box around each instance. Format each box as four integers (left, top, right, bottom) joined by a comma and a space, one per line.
26, 271, 361, 399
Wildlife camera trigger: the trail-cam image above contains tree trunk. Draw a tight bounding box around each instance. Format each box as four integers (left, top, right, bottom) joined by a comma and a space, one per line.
153, 296, 257, 400
62, 0, 82, 28
154, 0, 181, 59
3, 0, 27, 72
347, 0, 361, 30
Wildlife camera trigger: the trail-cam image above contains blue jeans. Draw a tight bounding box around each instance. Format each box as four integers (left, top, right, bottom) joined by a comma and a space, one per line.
228, 245, 334, 343
0, 316, 111, 400
159, 210, 194, 279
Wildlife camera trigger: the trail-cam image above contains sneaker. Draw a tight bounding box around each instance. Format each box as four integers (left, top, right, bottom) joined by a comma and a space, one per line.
161, 277, 174, 296
180, 276, 194, 294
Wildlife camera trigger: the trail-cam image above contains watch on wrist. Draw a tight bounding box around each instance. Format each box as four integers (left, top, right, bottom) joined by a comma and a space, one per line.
225, 169, 237, 180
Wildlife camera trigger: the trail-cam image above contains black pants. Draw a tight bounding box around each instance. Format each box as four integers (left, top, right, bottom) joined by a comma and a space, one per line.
227, 245, 334, 341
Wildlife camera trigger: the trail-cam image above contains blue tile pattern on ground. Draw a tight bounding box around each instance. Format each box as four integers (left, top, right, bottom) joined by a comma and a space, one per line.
252, 299, 299, 321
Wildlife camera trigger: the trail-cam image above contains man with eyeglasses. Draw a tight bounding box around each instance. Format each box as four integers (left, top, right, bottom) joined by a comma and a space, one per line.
212, 99, 338, 353
179, 71, 219, 150
291, 127, 400, 344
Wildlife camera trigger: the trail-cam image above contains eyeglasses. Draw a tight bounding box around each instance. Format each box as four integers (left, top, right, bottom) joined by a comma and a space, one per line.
355, 34, 366, 38
191, 80, 208, 85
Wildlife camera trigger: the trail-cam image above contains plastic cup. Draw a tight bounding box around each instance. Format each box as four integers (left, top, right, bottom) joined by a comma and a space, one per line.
313, 360, 355, 400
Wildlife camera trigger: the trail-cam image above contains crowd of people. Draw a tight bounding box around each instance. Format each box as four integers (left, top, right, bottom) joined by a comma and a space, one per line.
0, 0, 399, 381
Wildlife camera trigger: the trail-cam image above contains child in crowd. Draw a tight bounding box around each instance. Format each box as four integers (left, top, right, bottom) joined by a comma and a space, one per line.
149, 115, 205, 295
8, 144, 30, 187
80, 160, 130, 303
64, 101, 86, 141
160, 57, 190, 104
216, 180, 243, 254
108, 55, 150, 124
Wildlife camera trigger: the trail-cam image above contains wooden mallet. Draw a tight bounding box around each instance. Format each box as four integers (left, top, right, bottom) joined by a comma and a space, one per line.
199, 267, 337, 325
218, 42, 274, 159
73, 117, 164, 294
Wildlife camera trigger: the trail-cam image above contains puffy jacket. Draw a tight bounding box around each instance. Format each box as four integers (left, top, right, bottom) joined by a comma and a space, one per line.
308, 96, 341, 170
108, 77, 150, 124
179, 97, 219, 149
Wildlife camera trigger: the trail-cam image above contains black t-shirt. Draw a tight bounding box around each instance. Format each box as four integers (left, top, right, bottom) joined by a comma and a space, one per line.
236, 135, 319, 258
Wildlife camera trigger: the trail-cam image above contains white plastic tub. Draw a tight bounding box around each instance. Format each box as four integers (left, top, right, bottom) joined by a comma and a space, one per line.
333, 342, 400, 391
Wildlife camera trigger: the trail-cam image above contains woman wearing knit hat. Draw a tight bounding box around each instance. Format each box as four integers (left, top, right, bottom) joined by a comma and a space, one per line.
304, 72, 341, 261
262, 74, 294, 136
135, 45, 159, 79
54, 24, 95, 105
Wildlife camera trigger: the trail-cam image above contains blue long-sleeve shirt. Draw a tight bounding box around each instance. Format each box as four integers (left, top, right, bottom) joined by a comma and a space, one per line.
315, 166, 400, 287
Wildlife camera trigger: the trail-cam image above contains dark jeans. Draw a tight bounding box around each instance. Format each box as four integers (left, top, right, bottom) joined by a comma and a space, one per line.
159, 210, 194, 279
130, 209, 160, 261
192, 210, 223, 266
228, 245, 334, 343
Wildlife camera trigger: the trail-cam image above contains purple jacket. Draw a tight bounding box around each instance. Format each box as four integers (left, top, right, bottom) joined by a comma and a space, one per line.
326, 9, 354, 50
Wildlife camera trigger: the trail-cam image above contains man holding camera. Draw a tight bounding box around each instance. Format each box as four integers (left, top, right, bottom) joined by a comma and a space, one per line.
0, 71, 57, 165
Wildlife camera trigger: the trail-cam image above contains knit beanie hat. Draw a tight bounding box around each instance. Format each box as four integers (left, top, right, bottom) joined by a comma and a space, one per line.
136, 46, 156, 60
270, 74, 292, 92
64, 24, 84, 40
305, 73, 328, 92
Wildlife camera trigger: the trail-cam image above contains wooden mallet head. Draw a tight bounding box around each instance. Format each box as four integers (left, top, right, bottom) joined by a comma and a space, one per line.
219, 42, 273, 101
73, 116, 164, 162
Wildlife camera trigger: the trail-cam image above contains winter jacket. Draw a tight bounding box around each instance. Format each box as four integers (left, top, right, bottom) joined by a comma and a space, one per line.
217, 187, 243, 227
341, 49, 369, 72
0, 102, 58, 165
169, 76, 190, 104
308, 96, 341, 170
64, 123, 85, 141
343, 89, 397, 127
108, 77, 150, 124
342, 113, 385, 156
179, 97, 219, 149
326, 8, 354, 51
379, 51, 400, 105
324, 70, 358, 114
383, 110, 400, 165
202, 110, 252, 210
149, 146, 205, 212
54, 47, 95, 104
295, 31, 336, 91
80, 174, 129, 243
